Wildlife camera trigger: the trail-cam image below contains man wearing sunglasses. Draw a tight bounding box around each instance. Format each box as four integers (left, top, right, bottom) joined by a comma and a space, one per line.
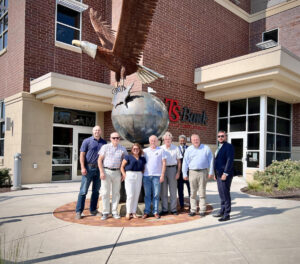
213, 130, 234, 222
98, 132, 128, 220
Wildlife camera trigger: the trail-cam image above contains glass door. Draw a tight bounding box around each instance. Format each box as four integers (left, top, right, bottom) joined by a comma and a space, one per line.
228, 133, 246, 177
72, 127, 92, 180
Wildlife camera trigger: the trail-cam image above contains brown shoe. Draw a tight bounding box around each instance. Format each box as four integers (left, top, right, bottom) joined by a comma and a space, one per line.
154, 213, 160, 219
142, 214, 148, 219
125, 214, 131, 220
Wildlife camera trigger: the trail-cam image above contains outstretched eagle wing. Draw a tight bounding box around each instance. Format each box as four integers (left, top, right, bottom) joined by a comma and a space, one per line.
113, 0, 159, 64
89, 8, 116, 50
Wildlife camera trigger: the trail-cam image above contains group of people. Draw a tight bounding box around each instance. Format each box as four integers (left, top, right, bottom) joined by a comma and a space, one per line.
75, 126, 234, 222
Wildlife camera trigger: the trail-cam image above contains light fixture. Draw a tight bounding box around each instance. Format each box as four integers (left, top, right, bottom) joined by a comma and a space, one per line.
256, 40, 278, 50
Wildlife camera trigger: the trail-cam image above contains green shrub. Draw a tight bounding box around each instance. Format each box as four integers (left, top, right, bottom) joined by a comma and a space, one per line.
253, 159, 300, 189
247, 181, 263, 192
0, 168, 11, 187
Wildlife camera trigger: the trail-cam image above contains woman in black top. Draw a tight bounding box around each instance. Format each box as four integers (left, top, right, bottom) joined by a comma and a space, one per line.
121, 143, 146, 220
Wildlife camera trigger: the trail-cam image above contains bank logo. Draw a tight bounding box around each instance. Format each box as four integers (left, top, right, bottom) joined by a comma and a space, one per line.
165, 98, 208, 125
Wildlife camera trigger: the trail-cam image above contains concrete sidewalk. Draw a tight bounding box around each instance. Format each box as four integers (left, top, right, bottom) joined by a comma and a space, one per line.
1, 177, 300, 264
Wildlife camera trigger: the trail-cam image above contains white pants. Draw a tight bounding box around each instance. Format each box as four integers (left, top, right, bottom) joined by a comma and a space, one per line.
101, 168, 121, 215
125, 171, 143, 214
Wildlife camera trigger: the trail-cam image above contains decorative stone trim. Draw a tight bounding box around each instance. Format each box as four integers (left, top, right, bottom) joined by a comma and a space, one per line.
57, 0, 88, 13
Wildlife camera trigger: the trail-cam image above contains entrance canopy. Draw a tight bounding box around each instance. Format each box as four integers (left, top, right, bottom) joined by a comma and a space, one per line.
30, 72, 113, 112
194, 46, 300, 103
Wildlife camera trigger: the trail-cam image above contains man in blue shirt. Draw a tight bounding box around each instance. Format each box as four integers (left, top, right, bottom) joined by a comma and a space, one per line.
182, 134, 214, 217
75, 126, 107, 219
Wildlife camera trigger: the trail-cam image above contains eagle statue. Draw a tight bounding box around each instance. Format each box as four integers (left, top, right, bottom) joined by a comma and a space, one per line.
72, 0, 164, 86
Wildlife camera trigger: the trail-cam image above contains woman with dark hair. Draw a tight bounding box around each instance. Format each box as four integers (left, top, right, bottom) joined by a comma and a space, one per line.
121, 143, 146, 220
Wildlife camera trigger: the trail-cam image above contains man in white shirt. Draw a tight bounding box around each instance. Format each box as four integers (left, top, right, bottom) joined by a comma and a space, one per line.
143, 135, 166, 219
161, 132, 182, 215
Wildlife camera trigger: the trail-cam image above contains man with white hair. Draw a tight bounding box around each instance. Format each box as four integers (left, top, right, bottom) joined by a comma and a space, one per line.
75, 126, 107, 219
161, 132, 182, 215
143, 135, 167, 219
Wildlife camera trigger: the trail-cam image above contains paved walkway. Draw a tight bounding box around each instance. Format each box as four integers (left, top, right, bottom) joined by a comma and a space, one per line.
1, 177, 300, 264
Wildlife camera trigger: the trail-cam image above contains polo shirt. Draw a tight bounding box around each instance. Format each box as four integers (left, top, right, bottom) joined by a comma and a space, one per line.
124, 155, 146, 172
143, 146, 167, 176
161, 144, 182, 166
80, 136, 107, 165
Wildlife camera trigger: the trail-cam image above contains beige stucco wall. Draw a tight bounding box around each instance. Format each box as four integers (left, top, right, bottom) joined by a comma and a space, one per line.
96, 111, 105, 137
4, 92, 53, 184
292, 146, 300, 161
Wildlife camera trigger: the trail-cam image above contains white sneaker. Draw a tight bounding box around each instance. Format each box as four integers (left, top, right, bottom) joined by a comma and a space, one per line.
101, 214, 108, 220
112, 213, 121, 219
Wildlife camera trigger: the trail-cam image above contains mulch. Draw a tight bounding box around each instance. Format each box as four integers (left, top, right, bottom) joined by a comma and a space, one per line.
0, 186, 11, 193
241, 187, 300, 201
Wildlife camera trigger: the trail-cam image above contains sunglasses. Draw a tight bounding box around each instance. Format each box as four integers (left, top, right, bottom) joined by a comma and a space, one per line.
111, 137, 120, 140
217, 135, 225, 138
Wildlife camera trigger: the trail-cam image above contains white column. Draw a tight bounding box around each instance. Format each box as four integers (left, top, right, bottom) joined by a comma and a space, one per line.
259, 96, 267, 171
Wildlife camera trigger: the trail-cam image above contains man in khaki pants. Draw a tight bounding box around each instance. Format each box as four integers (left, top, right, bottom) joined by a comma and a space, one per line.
182, 134, 214, 217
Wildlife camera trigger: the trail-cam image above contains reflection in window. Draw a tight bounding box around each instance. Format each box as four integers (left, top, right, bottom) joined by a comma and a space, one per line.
230, 99, 246, 116
267, 97, 275, 115
218, 118, 228, 132
276, 118, 290, 135
0, 0, 8, 51
266, 152, 275, 166
267, 134, 275, 151
247, 151, 259, 168
277, 100, 291, 119
276, 135, 290, 152
230, 116, 246, 132
219, 102, 228, 118
248, 97, 260, 114
248, 115, 260, 131
267, 116, 275, 132
248, 133, 259, 150
52, 166, 72, 181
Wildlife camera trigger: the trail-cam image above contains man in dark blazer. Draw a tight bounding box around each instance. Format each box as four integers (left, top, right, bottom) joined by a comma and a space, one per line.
177, 135, 190, 211
213, 130, 234, 222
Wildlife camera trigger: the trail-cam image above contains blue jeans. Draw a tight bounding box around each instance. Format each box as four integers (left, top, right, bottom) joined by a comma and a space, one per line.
143, 176, 161, 214
75, 166, 100, 213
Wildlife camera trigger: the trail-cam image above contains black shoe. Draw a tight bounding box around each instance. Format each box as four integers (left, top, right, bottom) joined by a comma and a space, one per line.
188, 212, 196, 217
160, 211, 168, 216
199, 212, 205, 217
213, 212, 224, 218
171, 211, 178, 215
218, 215, 230, 222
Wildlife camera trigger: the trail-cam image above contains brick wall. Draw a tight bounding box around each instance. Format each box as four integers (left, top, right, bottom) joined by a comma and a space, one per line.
0, 0, 26, 99
293, 103, 300, 147
250, 6, 300, 56
23, 0, 111, 92
138, 0, 249, 144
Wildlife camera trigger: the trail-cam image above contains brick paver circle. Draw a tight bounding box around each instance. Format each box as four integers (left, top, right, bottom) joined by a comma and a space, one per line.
53, 199, 213, 227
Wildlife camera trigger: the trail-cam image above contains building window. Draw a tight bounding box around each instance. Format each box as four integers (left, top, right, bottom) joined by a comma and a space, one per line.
55, 0, 82, 46
0, 101, 5, 156
266, 97, 291, 166
218, 97, 261, 168
263, 28, 278, 43
0, 0, 8, 51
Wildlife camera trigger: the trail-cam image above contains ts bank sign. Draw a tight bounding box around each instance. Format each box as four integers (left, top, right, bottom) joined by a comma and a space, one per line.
165, 98, 208, 125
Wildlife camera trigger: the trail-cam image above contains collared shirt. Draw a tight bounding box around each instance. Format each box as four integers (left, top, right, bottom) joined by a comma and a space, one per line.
143, 146, 167, 176
182, 144, 214, 177
161, 144, 182, 166
215, 143, 223, 157
80, 136, 107, 164
124, 155, 146, 172
99, 143, 128, 168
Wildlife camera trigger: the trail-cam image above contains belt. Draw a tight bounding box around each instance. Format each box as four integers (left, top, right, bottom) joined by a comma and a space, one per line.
191, 168, 207, 171
104, 167, 120, 171
87, 163, 98, 168
166, 165, 177, 167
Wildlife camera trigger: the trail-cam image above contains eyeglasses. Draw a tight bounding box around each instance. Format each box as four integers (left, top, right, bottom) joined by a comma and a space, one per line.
132, 148, 139, 151
111, 137, 120, 140
217, 135, 225, 138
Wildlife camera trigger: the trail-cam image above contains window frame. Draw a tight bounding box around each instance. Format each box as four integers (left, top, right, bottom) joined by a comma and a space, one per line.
262, 28, 279, 44
0, 0, 8, 52
0, 100, 5, 157
55, 0, 83, 47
